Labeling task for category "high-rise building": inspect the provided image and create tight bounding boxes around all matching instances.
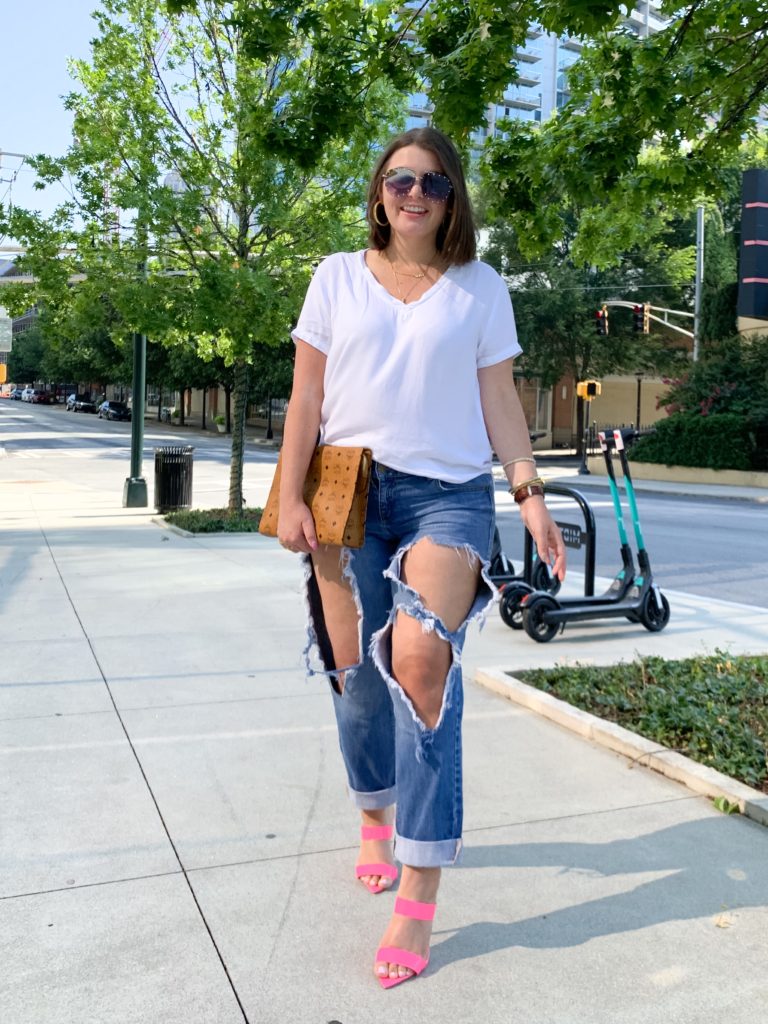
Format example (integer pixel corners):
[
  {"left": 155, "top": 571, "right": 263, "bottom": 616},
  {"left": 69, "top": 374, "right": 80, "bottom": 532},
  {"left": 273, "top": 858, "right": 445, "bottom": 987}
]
[{"left": 406, "top": 4, "right": 671, "bottom": 141}]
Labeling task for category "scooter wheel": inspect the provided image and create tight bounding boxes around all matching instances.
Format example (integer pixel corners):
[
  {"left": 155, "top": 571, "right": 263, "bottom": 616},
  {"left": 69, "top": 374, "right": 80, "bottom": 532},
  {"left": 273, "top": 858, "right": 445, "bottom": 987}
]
[
  {"left": 531, "top": 560, "right": 562, "bottom": 596},
  {"left": 523, "top": 593, "right": 560, "bottom": 643},
  {"left": 640, "top": 589, "right": 670, "bottom": 632},
  {"left": 499, "top": 584, "right": 533, "bottom": 630}
]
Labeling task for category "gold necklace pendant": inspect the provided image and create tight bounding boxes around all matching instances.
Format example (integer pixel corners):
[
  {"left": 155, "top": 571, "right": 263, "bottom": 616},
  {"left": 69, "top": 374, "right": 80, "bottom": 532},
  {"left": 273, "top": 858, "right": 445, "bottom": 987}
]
[{"left": 385, "top": 249, "right": 437, "bottom": 303}]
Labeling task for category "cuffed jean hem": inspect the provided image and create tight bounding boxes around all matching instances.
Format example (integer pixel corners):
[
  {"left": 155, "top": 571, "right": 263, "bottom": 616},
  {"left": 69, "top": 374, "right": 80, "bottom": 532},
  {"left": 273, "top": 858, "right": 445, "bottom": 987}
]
[
  {"left": 395, "top": 834, "right": 463, "bottom": 868},
  {"left": 349, "top": 784, "right": 397, "bottom": 810}
]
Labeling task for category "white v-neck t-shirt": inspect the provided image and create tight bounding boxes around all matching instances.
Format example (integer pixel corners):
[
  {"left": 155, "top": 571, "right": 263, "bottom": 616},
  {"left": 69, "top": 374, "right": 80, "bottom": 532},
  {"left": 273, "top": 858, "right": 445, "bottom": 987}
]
[{"left": 291, "top": 249, "right": 522, "bottom": 483}]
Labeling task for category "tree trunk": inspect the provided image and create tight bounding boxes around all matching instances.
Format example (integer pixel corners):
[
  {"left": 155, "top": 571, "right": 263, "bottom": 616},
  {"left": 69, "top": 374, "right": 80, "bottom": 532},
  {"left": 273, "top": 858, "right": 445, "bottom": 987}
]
[
  {"left": 201, "top": 387, "right": 207, "bottom": 430},
  {"left": 180, "top": 388, "right": 186, "bottom": 426},
  {"left": 225, "top": 384, "right": 232, "bottom": 434},
  {"left": 228, "top": 360, "right": 250, "bottom": 512},
  {"left": 157, "top": 387, "right": 163, "bottom": 421}
]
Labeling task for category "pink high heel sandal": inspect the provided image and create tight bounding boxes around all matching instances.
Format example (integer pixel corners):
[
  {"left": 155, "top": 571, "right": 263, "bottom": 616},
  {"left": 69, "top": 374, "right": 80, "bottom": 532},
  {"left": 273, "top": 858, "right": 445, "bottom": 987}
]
[
  {"left": 376, "top": 896, "right": 436, "bottom": 989},
  {"left": 356, "top": 824, "right": 398, "bottom": 894}
]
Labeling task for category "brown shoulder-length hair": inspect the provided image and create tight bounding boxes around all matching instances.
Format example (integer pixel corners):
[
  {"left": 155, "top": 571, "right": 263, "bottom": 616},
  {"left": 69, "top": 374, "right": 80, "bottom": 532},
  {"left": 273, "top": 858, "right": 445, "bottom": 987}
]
[{"left": 366, "top": 127, "right": 476, "bottom": 265}]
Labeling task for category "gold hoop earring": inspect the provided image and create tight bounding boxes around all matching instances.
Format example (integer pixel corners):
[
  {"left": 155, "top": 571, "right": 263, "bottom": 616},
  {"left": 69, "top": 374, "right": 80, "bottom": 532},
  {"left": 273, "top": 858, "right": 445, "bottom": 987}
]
[{"left": 373, "top": 201, "right": 389, "bottom": 228}]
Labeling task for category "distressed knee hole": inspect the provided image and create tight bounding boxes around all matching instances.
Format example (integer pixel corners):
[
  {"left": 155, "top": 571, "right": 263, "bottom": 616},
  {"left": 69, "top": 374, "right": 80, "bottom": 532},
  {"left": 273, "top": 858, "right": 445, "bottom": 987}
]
[{"left": 390, "top": 607, "right": 454, "bottom": 730}]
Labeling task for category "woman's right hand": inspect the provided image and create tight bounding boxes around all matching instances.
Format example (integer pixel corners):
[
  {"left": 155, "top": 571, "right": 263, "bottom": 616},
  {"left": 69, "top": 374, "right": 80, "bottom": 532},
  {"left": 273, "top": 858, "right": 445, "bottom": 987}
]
[{"left": 277, "top": 499, "right": 319, "bottom": 554}]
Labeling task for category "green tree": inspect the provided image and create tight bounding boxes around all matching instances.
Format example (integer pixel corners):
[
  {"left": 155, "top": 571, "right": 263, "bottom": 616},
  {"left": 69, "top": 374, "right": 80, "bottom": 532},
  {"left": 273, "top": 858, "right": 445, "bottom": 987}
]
[
  {"left": 482, "top": 208, "right": 692, "bottom": 445},
  {"left": 8, "top": 323, "right": 46, "bottom": 385},
  {"left": 482, "top": 2, "right": 768, "bottom": 262},
  {"left": 7, "top": 0, "right": 409, "bottom": 511}
]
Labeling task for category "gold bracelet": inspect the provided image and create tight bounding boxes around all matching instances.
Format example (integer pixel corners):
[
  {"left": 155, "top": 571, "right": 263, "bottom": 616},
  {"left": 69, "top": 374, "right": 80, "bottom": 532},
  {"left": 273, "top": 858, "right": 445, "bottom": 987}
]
[
  {"left": 501, "top": 457, "right": 536, "bottom": 471},
  {"left": 509, "top": 475, "right": 544, "bottom": 494}
]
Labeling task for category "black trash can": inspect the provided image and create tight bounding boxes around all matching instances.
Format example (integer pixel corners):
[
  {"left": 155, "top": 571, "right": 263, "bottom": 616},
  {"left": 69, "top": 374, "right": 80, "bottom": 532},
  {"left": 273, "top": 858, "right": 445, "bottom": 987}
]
[{"left": 154, "top": 445, "right": 194, "bottom": 512}]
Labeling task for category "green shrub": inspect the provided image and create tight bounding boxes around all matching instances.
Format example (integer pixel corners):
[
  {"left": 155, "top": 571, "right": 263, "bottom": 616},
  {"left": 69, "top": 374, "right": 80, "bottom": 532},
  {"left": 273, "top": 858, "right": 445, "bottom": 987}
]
[
  {"left": 629, "top": 412, "right": 753, "bottom": 470},
  {"left": 640, "top": 333, "right": 768, "bottom": 470},
  {"left": 518, "top": 653, "right": 768, "bottom": 790},
  {"left": 165, "top": 507, "right": 263, "bottom": 532}
]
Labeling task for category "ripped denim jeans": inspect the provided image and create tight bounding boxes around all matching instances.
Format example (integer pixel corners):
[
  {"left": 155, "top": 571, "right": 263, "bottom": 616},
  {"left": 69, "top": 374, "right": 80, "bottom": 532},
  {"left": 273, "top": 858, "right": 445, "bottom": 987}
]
[{"left": 303, "top": 462, "right": 495, "bottom": 868}]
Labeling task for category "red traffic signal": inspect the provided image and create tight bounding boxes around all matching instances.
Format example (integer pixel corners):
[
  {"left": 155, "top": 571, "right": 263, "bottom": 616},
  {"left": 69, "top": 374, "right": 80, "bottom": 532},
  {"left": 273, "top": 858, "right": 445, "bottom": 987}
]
[
  {"left": 595, "top": 308, "right": 608, "bottom": 335},
  {"left": 632, "top": 304, "right": 644, "bottom": 332}
]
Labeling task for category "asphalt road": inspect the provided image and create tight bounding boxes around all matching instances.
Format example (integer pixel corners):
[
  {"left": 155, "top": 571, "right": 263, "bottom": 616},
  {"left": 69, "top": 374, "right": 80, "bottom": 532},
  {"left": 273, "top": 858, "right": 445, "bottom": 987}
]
[
  {"left": 3, "top": 399, "right": 766, "bottom": 610},
  {"left": 495, "top": 479, "right": 767, "bottom": 611}
]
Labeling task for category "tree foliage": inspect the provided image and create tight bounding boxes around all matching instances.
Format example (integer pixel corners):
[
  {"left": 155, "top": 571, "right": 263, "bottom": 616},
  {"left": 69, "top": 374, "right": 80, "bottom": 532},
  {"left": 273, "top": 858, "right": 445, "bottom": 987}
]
[
  {"left": 630, "top": 333, "right": 768, "bottom": 470},
  {"left": 3, "top": 0, "right": 410, "bottom": 510},
  {"left": 483, "top": 2, "right": 768, "bottom": 261}
]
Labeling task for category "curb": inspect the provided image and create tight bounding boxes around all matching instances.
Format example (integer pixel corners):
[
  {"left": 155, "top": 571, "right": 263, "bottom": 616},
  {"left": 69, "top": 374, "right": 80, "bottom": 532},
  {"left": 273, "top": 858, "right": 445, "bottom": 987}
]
[
  {"left": 474, "top": 666, "right": 768, "bottom": 828},
  {"left": 150, "top": 515, "right": 194, "bottom": 538}
]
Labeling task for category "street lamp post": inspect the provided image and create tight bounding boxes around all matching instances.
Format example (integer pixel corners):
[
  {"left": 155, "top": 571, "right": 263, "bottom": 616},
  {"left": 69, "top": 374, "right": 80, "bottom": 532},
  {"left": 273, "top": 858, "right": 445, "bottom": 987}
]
[{"left": 123, "top": 252, "right": 148, "bottom": 507}]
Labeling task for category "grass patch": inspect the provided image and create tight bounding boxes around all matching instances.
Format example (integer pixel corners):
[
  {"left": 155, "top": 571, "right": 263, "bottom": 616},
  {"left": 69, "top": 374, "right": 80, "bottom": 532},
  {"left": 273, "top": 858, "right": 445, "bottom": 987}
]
[
  {"left": 516, "top": 652, "right": 768, "bottom": 793},
  {"left": 165, "top": 507, "right": 263, "bottom": 532}
]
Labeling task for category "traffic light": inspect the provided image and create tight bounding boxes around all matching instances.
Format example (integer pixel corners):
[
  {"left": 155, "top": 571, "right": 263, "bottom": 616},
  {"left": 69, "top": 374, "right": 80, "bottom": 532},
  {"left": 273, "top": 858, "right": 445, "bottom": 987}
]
[
  {"left": 633, "top": 303, "right": 651, "bottom": 333},
  {"left": 595, "top": 306, "right": 609, "bottom": 335}
]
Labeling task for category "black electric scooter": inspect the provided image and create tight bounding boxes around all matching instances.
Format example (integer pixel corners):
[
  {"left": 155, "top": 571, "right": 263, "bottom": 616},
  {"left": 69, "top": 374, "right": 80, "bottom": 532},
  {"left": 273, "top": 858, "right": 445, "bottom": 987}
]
[{"left": 521, "top": 427, "right": 670, "bottom": 642}]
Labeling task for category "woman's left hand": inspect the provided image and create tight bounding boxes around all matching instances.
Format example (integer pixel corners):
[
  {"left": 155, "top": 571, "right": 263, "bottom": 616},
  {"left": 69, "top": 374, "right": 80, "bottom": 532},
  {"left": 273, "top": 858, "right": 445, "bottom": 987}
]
[{"left": 518, "top": 496, "right": 567, "bottom": 581}]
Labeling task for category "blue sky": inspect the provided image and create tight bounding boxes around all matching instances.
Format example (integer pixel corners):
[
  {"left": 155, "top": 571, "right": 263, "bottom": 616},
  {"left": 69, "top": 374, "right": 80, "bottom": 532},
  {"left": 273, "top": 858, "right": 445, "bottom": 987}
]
[{"left": 1, "top": 1, "right": 99, "bottom": 227}]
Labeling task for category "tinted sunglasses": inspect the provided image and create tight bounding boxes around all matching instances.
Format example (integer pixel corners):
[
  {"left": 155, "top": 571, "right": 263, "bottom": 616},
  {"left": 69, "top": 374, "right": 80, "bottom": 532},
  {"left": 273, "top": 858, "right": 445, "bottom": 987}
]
[{"left": 382, "top": 166, "right": 453, "bottom": 203}]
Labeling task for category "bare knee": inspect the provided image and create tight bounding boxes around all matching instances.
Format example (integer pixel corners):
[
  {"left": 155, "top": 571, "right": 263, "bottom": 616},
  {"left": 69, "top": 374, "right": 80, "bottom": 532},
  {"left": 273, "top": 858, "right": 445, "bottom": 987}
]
[{"left": 391, "top": 644, "right": 451, "bottom": 729}]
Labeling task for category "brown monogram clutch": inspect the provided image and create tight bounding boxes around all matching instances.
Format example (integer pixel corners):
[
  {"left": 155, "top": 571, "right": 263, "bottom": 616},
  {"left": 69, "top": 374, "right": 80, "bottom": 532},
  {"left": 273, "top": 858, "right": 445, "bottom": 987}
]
[{"left": 258, "top": 445, "right": 373, "bottom": 547}]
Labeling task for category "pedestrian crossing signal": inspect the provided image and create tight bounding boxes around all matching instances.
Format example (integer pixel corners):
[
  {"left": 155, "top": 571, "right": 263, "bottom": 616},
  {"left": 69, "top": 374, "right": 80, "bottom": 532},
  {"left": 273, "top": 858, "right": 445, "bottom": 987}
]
[{"left": 576, "top": 380, "right": 601, "bottom": 400}]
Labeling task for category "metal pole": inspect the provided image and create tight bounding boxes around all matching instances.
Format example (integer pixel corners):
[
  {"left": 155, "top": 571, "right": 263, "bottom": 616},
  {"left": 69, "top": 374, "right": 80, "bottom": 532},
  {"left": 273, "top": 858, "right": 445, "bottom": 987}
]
[
  {"left": 693, "top": 204, "right": 705, "bottom": 361},
  {"left": 577, "top": 399, "right": 591, "bottom": 474},
  {"left": 635, "top": 373, "right": 642, "bottom": 428},
  {"left": 123, "top": 257, "right": 148, "bottom": 507}
]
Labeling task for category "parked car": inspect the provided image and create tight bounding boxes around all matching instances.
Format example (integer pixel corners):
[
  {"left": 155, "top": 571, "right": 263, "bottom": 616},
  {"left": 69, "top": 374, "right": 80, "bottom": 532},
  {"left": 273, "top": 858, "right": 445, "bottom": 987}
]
[
  {"left": 29, "top": 389, "right": 52, "bottom": 404},
  {"left": 66, "top": 393, "right": 97, "bottom": 413},
  {"left": 10, "top": 387, "right": 24, "bottom": 400},
  {"left": 21, "top": 387, "right": 35, "bottom": 402},
  {"left": 98, "top": 400, "right": 131, "bottom": 421}
]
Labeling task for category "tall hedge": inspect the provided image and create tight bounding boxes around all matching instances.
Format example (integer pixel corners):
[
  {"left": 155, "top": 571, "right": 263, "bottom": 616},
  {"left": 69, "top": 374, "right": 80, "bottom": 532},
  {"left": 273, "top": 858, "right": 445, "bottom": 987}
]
[
  {"left": 628, "top": 334, "right": 768, "bottom": 471},
  {"left": 628, "top": 412, "right": 754, "bottom": 471}
]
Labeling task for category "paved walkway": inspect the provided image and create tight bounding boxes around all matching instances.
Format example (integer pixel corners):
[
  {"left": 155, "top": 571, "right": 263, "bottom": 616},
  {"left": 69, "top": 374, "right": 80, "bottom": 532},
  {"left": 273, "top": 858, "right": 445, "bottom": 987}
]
[{"left": 2, "top": 453, "right": 768, "bottom": 1024}]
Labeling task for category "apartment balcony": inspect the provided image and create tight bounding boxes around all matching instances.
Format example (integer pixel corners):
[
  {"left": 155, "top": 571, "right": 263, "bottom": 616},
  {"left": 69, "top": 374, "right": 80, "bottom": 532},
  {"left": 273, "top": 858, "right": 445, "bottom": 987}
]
[
  {"left": 516, "top": 45, "right": 542, "bottom": 63},
  {"left": 516, "top": 68, "right": 542, "bottom": 87},
  {"left": 502, "top": 88, "right": 542, "bottom": 112},
  {"left": 408, "top": 92, "right": 433, "bottom": 114},
  {"left": 647, "top": 11, "right": 669, "bottom": 32},
  {"left": 526, "top": 25, "right": 543, "bottom": 39},
  {"left": 559, "top": 37, "right": 583, "bottom": 52}
]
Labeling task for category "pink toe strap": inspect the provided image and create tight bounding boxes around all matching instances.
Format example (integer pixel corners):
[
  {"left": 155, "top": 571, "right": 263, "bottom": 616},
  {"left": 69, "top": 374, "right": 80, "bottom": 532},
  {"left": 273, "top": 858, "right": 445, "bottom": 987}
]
[
  {"left": 376, "top": 946, "right": 429, "bottom": 975},
  {"left": 360, "top": 824, "right": 394, "bottom": 841},
  {"left": 356, "top": 863, "right": 398, "bottom": 880},
  {"left": 394, "top": 896, "right": 436, "bottom": 921}
]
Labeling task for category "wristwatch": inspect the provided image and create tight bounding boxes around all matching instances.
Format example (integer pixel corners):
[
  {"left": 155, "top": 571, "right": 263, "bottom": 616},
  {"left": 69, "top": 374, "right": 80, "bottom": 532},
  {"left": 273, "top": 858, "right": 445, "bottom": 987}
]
[{"left": 513, "top": 483, "right": 545, "bottom": 505}]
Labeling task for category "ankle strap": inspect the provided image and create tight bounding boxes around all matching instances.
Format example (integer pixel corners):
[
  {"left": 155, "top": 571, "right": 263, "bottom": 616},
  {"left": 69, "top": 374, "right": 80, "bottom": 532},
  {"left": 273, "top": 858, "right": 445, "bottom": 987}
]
[
  {"left": 394, "top": 896, "right": 436, "bottom": 921},
  {"left": 361, "top": 824, "right": 394, "bottom": 841}
]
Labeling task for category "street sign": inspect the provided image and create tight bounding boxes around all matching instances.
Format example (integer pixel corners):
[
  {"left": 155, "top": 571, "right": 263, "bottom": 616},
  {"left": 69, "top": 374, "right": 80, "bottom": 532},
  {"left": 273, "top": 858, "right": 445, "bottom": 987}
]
[
  {"left": 0, "top": 306, "right": 12, "bottom": 352},
  {"left": 555, "top": 520, "right": 586, "bottom": 549}
]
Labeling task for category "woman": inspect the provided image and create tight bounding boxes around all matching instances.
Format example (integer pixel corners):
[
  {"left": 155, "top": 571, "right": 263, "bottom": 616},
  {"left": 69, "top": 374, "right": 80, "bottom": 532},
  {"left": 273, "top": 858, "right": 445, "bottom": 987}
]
[{"left": 277, "top": 127, "right": 566, "bottom": 987}]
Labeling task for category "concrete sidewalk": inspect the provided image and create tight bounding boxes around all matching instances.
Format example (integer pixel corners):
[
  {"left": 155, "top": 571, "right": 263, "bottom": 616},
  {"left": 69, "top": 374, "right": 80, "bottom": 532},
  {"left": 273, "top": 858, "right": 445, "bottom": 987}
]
[{"left": 2, "top": 464, "right": 768, "bottom": 1024}]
